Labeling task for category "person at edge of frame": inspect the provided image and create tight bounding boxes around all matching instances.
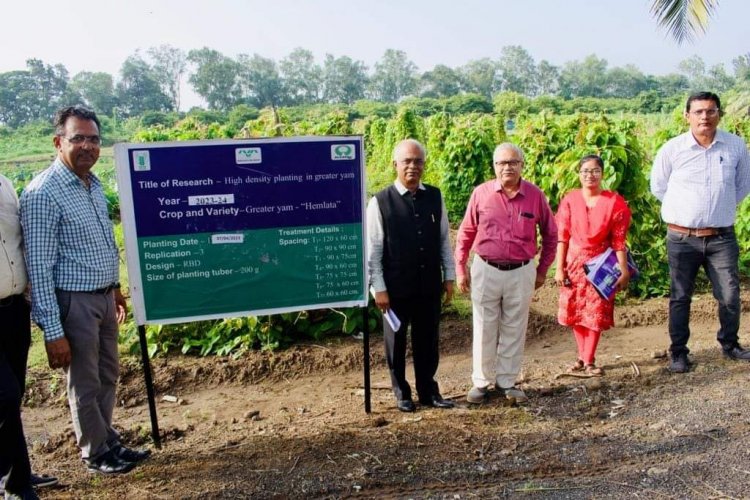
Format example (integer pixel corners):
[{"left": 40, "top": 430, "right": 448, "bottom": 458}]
[
  {"left": 650, "top": 91, "right": 750, "bottom": 373},
  {"left": 0, "top": 173, "right": 59, "bottom": 500}
]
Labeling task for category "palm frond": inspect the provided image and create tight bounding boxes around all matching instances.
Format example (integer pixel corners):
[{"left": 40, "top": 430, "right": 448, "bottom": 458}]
[{"left": 650, "top": 0, "right": 719, "bottom": 45}]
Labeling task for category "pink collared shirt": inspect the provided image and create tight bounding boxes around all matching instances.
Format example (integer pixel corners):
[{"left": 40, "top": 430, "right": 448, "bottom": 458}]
[{"left": 455, "top": 179, "right": 558, "bottom": 279}]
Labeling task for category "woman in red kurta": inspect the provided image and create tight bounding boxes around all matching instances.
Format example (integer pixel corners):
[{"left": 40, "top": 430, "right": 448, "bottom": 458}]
[{"left": 554, "top": 155, "right": 632, "bottom": 376}]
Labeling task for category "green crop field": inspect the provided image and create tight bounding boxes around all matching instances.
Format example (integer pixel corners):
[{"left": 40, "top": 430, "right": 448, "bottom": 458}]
[{"left": 3, "top": 102, "right": 749, "bottom": 359}]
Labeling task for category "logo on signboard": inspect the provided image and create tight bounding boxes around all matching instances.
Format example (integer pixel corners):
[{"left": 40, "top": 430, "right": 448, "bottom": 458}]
[
  {"left": 331, "top": 144, "right": 356, "bottom": 160},
  {"left": 235, "top": 147, "right": 262, "bottom": 164},
  {"left": 133, "top": 151, "right": 151, "bottom": 171}
]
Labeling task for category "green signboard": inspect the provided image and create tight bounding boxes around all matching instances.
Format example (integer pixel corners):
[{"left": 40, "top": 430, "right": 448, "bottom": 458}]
[{"left": 115, "top": 136, "right": 367, "bottom": 325}]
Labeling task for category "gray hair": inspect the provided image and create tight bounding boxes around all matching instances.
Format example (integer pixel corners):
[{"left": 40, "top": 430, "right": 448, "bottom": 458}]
[
  {"left": 392, "top": 139, "right": 427, "bottom": 161},
  {"left": 493, "top": 143, "right": 524, "bottom": 162}
]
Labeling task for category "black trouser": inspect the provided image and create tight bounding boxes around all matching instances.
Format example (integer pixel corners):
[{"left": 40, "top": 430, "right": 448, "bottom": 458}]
[
  {"left": 666, "top": 230, "right": 740, "bottom": 355},
  {"left": 0, "top": 294, "right": 31, "bottom": 494},
  {"left": 383, "top": 294, "right": 441, "bottom": 402}
]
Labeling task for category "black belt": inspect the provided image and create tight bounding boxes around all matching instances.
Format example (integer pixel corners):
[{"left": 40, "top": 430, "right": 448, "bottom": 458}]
[
  {"left": 56, "top": 286, "right": 116, "bottom": 295},
  {"left": 83, "top": 284, "right": 118, "bottom": 295},
  {"left": 481, "top": 256, "right": 530, "bottom": 271},
  {"left": 0, "top": 293, "right": 23, "bottom": 306}
]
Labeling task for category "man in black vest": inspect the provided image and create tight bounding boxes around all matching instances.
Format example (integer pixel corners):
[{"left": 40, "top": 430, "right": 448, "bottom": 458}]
[{"left": 367, "top": 139, "right": 456, "bottom": 412}]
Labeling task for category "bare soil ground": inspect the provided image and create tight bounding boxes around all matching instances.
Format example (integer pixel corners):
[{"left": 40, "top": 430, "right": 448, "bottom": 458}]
[{"left": 20, "top": 285, "right": 750, "bottom": 499}]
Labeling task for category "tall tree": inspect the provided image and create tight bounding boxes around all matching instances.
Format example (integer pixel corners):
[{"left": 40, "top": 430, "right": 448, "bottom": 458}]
[
  {"left": 558, "top": 55, "right": 609, "bottom": 98},
  {"left": 70, "top": 71, "right": 118, "bottom": 115},
  {"left": 605, "top": 65, "right": 652, "bottom": 98},
  {"left": 0, "top": 59, "right": 76, "bottom": 127},
  {"left": 368, "top": 49, "right": 418, "bottom": 103},
  {"left": 535, "top": 60, "right": 560, "bottom": 96},
  {"left": 653, "top": 73, "right": 690, "bottom": 96},
  {"left": 238, "top": 54, "right": 285, "bottom": 109},
  {"left": 706, "top": 64, "right": 735, "bottom": 92},
  {"left": 279, "top": 48, "right": 322, "bottom": 105},
  {"left": 650, "top": 0, "right": 719, "bottom": 44},
  {"left": 732, "top": 53, "right": 750, "bottom": 83},
  {"left": 147, "top": 45, "right": 187, "bottom": 111},
  {"left": 27, "top": 59, "right": 78, "bottom": 120},
  {"left": 677, "top": 55, "right": 708, "bottom": 89},
  {"left": 676, "top": 55, "right": 734, "bottom": 92},
  {"left": 0, "top": 71, "right": 36, "bottom": 127},
  {"left": 497, "top": 45, "right": 537, "bottom": 96},
  {"left": 116, "top": 53, "right": 171, "bottom": 117},
  {"left": 321, "top": 54, "right": 368, "bottom": 104},
  {"left": 420, "top": 64, "right": 462, "bottom": 98},
  {"left": 187, "top": 48, "right": 243, "bottom": 111},
  {"left": 459, "top": 58, "right": 498, "bottom": 99}
]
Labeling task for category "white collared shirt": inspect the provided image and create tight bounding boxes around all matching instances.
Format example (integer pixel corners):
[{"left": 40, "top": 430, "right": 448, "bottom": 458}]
[{"left": 651, "top": 129, "right": 750, "bottom": 227}]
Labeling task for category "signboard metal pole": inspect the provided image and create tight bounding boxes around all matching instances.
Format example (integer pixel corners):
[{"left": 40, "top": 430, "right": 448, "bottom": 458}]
[
  {"left": 362, "top": 307, "right": 371, "bottom": 413},
  {"left": 137, "top": 325, "right": 161, "bottom": 448}
]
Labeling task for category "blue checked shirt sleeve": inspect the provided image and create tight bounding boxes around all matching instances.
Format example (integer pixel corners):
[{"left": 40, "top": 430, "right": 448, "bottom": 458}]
[{"left": 20, "top": 189, "right": 65, "bottom": 342}]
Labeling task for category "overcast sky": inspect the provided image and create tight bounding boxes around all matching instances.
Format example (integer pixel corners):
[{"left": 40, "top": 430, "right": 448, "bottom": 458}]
[{"left": 3, "top": 0, "right": 747, "bottom": 109}]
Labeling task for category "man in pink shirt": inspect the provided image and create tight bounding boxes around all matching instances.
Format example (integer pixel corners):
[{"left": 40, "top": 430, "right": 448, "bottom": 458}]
[{"left": 455, "top": 143, "right": 557, "bottom": 404}]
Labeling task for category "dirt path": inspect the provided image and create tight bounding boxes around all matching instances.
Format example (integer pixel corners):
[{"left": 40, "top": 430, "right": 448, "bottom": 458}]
[{"left": 20, "top": 286, "right": 750, "bottom": 499}]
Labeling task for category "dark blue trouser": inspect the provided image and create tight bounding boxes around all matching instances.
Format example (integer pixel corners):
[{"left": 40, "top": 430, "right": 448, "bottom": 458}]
[
  {"left": 383, "top": 294, "right": 441, "bottom": 403},
  {"left": 0, "top": 294, "right": 31, "bottom": 494},
  {"left": 667, "top": 229, "right": 741, "bottom": 355}
]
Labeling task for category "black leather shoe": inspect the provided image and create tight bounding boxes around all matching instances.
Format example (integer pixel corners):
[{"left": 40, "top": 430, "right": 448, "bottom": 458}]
[
  {"left": 668, "top": 352, "right": 690, "bottom": 373},
  {"left": 420, "top": 395, "right": 455, "bottom": 409},
  {"left": 111, "top": 443, "right": 151, "bottom": 463},
  {"left": 30, "top": 473, "right": 58, "bottom": 489},
  {"left": 723, "top": 345, "right": 750, "bottom": 361},
  {"left": 396, "top": 399, "right": 416, "bottom": 412},
  {"left": 86, "top": 449, "right": 136, "bottom": 474}
]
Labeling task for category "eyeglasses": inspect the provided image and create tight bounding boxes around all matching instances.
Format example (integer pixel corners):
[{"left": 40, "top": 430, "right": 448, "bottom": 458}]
[
  {"left": 494, "top": 160, "right": 523, "bottom": 168},
  {"left": 62, "top": 134, "right": 101, "bottom": 145},
  {"left": 580, "top": 169, "right": 602, "bottom": 176},
  {"left": 689, "top": 108, "right": 719, "bottom": 117}
]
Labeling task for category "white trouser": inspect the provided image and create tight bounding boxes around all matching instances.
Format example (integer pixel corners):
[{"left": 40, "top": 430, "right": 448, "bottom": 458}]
[{"left": 470, "top": 255, "right": 536, "bottom": 389}]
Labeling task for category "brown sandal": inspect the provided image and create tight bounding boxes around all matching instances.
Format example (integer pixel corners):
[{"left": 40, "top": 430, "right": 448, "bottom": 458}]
[
  {"left": 584, "top": 364, "right": 604, "bottom": 376},
  {"left": 567, "top": 360, "right": 585, "bottom": 373}
]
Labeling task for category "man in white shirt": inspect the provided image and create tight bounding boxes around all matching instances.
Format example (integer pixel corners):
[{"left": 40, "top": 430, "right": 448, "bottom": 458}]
[
  {"left": 651, "top": 91, "right": 750, "bottom": 373},
  {"left": 0, "top": 174, "right": 58, "bottom": 500}
]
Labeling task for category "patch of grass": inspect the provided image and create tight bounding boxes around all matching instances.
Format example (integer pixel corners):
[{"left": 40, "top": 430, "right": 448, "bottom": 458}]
[
  {"left": 28, "top": 327, "right": 48, "bottom": 369},
  {"left": 446, "top": 293, "right": 472, "bottom": 319},
  {"left": 0, "top": 130, "right": 53, "bottom": 161}
]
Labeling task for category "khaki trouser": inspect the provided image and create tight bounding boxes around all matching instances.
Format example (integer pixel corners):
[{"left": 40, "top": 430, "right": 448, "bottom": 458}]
[
  {"left": 470, "top": 255, "right": 535, "bottom": 389},
  {"left": 57, "top": 290, "right": 121, "bottom": 460}
]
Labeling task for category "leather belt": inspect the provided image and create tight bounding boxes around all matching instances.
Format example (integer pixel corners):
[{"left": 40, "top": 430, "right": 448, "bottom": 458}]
[
  {"left": 0, "top": 294, "right": 22, "bottom": 306},
  {"left": 64, "top": 283, "right": 118, "bottom": 295},
  {"left": 84, "top": 284, "right": 118, "bottom": 295},
  {"left": 667, "top": 223, "right": 733, "bottom": 238},
  {"left": 481, "top": 256, "right": 530, "bottom": 271}
]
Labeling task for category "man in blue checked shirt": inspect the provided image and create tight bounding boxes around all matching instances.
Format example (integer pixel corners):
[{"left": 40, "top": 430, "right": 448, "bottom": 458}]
[
  {"left": 20, "top": 106, "right": 150, "bottom": 475},
  {"left": 651, "top": 91, "right": 750, "bottom": 374}
]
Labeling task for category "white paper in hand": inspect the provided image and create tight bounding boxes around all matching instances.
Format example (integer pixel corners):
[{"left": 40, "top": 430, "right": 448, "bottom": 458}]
[{"left": 384, "top": 308, "right": 401, "bottom": 331}]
